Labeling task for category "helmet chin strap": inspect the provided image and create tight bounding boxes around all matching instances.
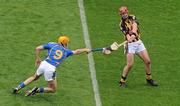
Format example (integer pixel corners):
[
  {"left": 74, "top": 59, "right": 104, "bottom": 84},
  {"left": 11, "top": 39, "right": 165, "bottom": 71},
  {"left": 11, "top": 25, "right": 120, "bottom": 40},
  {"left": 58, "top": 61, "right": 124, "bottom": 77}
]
[{"left": 61, "top": 43, "right": 68, "bottom": 48}]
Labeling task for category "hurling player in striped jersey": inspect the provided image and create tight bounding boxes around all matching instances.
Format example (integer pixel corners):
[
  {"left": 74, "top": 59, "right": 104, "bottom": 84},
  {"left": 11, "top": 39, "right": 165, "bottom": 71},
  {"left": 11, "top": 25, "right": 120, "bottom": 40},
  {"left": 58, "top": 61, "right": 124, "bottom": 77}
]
[{"left": 118, "top": 6, "right": 158, "bottom": 87}]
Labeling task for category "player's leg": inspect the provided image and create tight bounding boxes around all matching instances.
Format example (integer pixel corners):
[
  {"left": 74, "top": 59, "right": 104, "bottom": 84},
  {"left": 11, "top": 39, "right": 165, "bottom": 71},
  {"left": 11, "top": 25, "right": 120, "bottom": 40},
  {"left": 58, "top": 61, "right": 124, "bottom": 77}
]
[
  {"left": 119, "top": 53, "right": 134, "bottom": 87},
  {"left": 13, "top": 73, "right": 40, "bottom": 94},
  {"left": 25, "top": 64, "right": 57, "bottom": 96},
  {"left": 25, "top": 78, "right": 57, "bottom": 96},
  {"left": 138, "top": 49, "right": 158, "bottom": 86},
  {"left": 138, "top": 49, "right": 151, "bottom": 77},
  {"left": 13, "top": 62, "right": 45, "bottom": 94},
  {"left": 24, "top": 74, "right": 40, "bottom": 85},
  {"left": 44, "top": 78, "right": 57, "bottom": 93},
  {"left": 43, "top": 67, "right": 57, "bottom": 93}
]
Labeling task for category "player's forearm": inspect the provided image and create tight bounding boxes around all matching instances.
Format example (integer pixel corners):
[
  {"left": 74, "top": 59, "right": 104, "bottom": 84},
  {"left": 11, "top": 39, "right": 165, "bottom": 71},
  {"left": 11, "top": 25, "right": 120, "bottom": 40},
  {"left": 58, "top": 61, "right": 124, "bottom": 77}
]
[
  {"left": 126, "top": 34, "right": 133, "bottom": 42},
  {"left": 73, "top": 48, "right": 89, "bottom": 55},
  {"left": 35, "top": 50, "right": 41, "bottom": 60},
  {"left": 126, "top": 33, "right": 136, "bottom": 42},
  {"left": 35, "top": 46, "right": 43, "bottom": 60},
  {"left": 132, "top": 21, "right": 138, "bottom": 33}
]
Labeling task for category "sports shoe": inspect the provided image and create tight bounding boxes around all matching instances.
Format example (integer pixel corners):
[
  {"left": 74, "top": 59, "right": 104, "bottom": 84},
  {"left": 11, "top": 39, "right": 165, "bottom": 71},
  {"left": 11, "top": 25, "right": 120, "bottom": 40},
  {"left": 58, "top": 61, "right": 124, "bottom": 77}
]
[
  {"left": 146, "top": 79, "right": 158, "bottom": 86},
  {"left": 12, "top": 87, "right": 19, "bottom": 94},
  {"left": 119, "top": 81, "right": 126, "bottom": 88},
  {"left": 25, "top": 86, "right": 38, "bottom": 96}
]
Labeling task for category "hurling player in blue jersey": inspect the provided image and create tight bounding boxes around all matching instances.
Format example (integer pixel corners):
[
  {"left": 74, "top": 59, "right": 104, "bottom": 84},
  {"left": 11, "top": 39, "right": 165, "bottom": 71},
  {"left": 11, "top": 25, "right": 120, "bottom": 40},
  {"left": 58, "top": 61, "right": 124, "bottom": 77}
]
[{"left": 13, "top": 36, "right": 90, "bottom": 96}]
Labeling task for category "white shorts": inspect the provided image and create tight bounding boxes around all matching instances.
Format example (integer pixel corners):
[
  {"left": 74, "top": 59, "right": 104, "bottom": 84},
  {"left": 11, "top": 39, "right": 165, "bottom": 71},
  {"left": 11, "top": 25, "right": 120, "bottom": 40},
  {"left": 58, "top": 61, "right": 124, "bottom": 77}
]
[
  {"left": 125, "top": 40, "right": 146, "bottom": 54},
  {"left": 36, "top": 61, "right": 56, "bottom": 81}
]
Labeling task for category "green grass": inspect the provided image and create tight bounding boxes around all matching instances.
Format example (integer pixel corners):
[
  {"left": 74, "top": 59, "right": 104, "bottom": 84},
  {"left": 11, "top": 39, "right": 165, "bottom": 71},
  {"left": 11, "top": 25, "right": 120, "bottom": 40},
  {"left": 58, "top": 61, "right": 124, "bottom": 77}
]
[
  {"left": 84, "top": 0, "right": 180, "bottom": 106},
  {"left": 1, "top": 0, "right": 180, "bottom": 106},
  {"left": 0, "top": 0, "right": 95, "bottom": 106}
]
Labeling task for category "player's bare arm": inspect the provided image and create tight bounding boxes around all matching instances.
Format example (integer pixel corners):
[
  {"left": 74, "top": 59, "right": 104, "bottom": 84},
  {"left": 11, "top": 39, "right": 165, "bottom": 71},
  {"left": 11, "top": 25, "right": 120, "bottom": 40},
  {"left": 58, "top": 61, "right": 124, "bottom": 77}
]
[
  {"left": 126, "top": 34, "right": 133, "bottom": 42},
  {"left": 72, "top": 48, "right": 90, "bottom": 55},
  {"left": 128, "top": 21, "right": 138, "bottom": 42},
  {"left": 131, "top": 20, "right": 138, "bottom": 33},
  {"left": 35, "top": 45, "right": 44, "bottom": 67}
]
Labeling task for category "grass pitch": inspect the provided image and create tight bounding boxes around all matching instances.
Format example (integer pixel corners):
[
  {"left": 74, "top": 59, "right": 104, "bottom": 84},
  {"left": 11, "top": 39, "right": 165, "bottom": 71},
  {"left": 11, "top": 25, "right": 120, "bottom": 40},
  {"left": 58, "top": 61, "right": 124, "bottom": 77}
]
[
  {"left": 0, "top": 0, "right": 180, "bottom": 106},
  {"left": 84, "top": 0, "right": 180, "bottom": 106},
  {"left": 0, "top": 0, "right": 95, "bottom": 106}
]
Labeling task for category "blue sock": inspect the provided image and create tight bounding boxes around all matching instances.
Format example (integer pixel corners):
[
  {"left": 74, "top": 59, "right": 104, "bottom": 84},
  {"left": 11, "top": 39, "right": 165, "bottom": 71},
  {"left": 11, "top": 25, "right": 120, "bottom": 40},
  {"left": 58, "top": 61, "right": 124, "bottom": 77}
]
[
  {"left": 39, "top": 87, "right": 44, "bottom": 93},
  {"left": 18, "top": 82, "right": 25, "bottom": 89}
]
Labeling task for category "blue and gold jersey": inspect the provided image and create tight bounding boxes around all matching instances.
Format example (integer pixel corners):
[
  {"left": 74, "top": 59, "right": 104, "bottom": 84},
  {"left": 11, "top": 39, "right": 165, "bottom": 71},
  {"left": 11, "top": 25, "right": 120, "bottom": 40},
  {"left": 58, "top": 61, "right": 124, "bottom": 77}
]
[
  {"left": 43, "top": 42, "right": 73, "bottom": 67},
  {"left": 119, "top": 15, "right": 140, "bottom": 40}
]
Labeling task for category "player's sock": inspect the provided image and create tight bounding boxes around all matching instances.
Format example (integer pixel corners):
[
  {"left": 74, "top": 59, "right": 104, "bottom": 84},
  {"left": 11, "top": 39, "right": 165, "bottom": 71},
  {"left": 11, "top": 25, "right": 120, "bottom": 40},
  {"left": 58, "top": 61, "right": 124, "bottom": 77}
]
[
  {"left": 16, "top": 82, "right": 25, "bottom": 90},
  {"left": 25, "top": 86, "right": 38, "bottom": 96},
  {"left": 37, "top": 87, "right": 44, "bottom": 93},
  {"left": 120, "top": 75, "right": 126, "bottom": 83},
  {"left": 146, "top": 73, "right": 152, "bottom": 80},
  {"left": 13, "top": 82, "right": 25, "bottom": 93},
  {"left": 119, "top": 76, "right": 126, "bottom": 87}
]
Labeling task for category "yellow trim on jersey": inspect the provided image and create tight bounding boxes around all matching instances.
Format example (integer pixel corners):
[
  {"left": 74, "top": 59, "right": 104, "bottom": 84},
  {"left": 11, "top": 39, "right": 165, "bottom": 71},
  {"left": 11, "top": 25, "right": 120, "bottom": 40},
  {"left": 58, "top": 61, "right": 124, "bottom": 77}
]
[{"left": 119, "top": 14, "right": 140, "bottom": 40}]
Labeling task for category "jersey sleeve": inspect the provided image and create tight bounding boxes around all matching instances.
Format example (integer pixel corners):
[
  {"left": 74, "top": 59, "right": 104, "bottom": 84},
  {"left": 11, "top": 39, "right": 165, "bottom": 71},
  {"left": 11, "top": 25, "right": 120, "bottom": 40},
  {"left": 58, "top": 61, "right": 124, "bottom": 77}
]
[
  {"left": 43, "top": 43, "right": 50, "bottom": 49},
  {"left": 43, "top": 42, "right": 55, "bottom": 50},
  {"left": 119, "top": 21, "right": 127, "bottom": 35},
  {"left": 130, "top": 15, "right": 139, "bottom": 25},
  {"left": 66, "top": 49, "right": 73, "bottom": 57}
]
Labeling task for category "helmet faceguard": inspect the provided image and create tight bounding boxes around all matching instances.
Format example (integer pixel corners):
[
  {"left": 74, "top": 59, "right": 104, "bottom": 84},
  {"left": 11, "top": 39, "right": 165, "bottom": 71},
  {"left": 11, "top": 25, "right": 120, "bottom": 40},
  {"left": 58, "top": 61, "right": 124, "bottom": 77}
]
[{"left": 119, "top": 6, "right": 129, "bottom": 19}]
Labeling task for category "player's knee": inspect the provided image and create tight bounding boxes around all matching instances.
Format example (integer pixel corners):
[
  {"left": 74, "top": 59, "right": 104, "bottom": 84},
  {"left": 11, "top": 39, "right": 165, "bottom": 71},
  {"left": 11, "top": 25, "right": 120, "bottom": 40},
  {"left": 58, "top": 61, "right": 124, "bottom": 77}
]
[
  {"left": 33, "top": 74, "right": 39, "bottom": 81},
  {"left": 145, "top": 60, "right": 151, "bottom": 65},
  {"left": 49, "top": 85, "right": 57, "bottom": 93}
]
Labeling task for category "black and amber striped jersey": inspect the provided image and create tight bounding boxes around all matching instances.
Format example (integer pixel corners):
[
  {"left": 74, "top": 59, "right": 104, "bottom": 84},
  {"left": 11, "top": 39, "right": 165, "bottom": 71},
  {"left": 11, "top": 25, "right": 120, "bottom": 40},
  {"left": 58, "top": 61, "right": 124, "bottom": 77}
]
[{"left": 119, "top": 15, "right": 140, "bottom": 40}]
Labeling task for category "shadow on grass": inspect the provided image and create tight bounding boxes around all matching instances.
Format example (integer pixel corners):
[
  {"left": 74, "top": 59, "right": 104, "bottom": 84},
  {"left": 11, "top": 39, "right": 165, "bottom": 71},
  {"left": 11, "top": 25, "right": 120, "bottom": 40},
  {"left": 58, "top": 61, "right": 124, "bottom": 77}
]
[{"left": 8, "top": 88, "right": 60, "bottom": 106}]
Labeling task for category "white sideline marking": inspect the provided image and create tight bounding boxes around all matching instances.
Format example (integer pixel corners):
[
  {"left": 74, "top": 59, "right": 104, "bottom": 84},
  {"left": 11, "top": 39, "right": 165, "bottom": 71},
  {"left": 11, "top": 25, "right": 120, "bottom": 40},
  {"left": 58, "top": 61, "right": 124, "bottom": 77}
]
[{"left": 77, "top": 0, "right": 102, "bottom": 106}]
